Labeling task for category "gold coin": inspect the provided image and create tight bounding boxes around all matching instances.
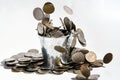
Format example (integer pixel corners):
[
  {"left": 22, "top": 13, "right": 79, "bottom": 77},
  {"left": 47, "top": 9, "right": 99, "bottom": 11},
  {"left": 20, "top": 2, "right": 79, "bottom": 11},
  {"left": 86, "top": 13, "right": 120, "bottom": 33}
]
[
  {"left": 85, "top": 51, "right": 97, "bottom": 63},
  {"left": 103, "top": 53, "right": 113, "bottom": 64},
  {"left": 43, "top": 2, "right": 55, "bottom": 14}
]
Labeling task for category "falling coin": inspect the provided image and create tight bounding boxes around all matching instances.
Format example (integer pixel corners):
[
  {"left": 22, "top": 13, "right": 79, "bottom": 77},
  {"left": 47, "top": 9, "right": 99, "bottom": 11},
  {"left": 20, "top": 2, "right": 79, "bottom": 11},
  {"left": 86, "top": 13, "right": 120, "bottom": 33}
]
[
  {"left": 91, "top": 60, "right": 103, "bottom": 67},
  {"left": 71, "top": 52, "right": 85, "bottom": 64},
  {"left": 80, "top": 49, "right": 89, "bottom": 54},
  {"left": 76, "top": 28, "right": 86, "bottom": 47},
  {"left": 54, "top": 45, "right": 67, "bottom": 53},
  {"left": 80, "top": 64, "right": 90, "bottom": 79},
  {"left": 103, "top": 53, "right": 113, "bottom": 64},
  {"left": 63, "top": 5, "right": 73, "bottom": 15},
  {"left": 33, "top": 7, "right": 44, "bottom": 20},
  {"left": 70, "top": 36, "right": 77, "bottom": 48},
  {"left": 43, "top": 2, "right": 55, "bottom": 14},
  {"left": 64, "top": 17, "right": 71, "bottom": 33}
]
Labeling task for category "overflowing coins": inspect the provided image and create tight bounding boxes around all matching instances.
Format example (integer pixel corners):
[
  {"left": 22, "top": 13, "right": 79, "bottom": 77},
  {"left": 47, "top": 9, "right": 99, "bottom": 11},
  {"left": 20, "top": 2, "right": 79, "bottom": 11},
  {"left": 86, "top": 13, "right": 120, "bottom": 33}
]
[{"left": 1, "top": 1, "right": 113, "bottom": 80}]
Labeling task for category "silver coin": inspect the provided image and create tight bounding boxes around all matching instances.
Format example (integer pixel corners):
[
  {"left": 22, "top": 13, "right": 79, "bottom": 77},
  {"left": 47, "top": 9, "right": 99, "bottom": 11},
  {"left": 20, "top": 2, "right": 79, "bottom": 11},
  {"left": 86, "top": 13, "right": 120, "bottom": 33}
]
[
  {"left": 85, "top": 51, "right": 97, "bottom": 63},
  {"left": 76, "top": 28, "right": 86, "bottom": 47},
  {"left": 24, "top": 52, "right": 43, "bottom": 58},
  {"left": 4, "top": 58, "right": 16, "bottom": 63},
  {"left": 37, "top": 68, "right": 48, "bottom": 74},
  {"left": 16, "top": 63, "right": 28, "bottom": 68},
  {"left": 5, "top": 60, "right": 18, "bottom": 66},
  {"left": 33, "top": 7, "right": 44, "bottom": 20},
  {"left": 17, "top": 57, "right": 31, "bottom": 62},
  {"left": 25, "top": 67, "right": 39, "bottom": 72},
  {"left": 71, "top": 52, "right": 85, "bottom": 64},
  {"left": 32, "top": 57, "right": 43, "bottom": 61},
  {"left": 36, "top": 61, "right": 44, "bottom": 66},
  {"left": 54, "top": 45, "right": 67, "bottom": 53},
  {"left": 37, "top": 22, "right": 45, "bottom": 35},
  {"left": 28, "top": 49, "right": 39, "bottom": 54},
  {"left": 63, "top": 5, "right": 73, "bottom": 15},
  {"left": 11, "top": 52, "right": 26, "bottom": 59}
]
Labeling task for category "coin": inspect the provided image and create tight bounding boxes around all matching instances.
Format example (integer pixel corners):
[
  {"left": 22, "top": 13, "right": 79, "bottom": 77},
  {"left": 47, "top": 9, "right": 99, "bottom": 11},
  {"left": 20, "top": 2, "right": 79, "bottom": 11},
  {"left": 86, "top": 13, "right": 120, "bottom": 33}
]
[
  {"left": 76, "top": 28, "right": 86, "bottom": 47},
  {"left": 63, "top": 5, "right": 73, "bottom": 15},
  {"left": 103, "top": 53, "right": 113, "bottom": 64},
  {"left": 85, "top": 51, "right": 97, "bottom": 63},
  {"left": 42, "top": 14, "right": 50, "bottom": 24},
  {"left": 54, "top": 45, "right": 67, "bottom": 53},
  {"left": 17, "top": 57, "right": 31, "bottom": 63},
  {"left": 80, "top": 49, "right": 89, "bottom": 54},
  {"left": 28, "top": 49, "right": 39, "bottom": 53},
  {"left": 5, "top": 60, "right": 18, "bottom": 66},
  {"left": 70, "top": 36, "right": 76, "bottom": 48},
  {"left": 25, "top": 67, "right": 39, "bottom": 72},
  {"left": 24, "top": 52, "right": 43, "bottom": 58},
  {"left": 91, "top": 60, "right": 103, "bottom": 67},
  {"left": 11, "top": 52, "right": 26, "bottom": 59},
  {"left": 43, "top": 2, "right": 55, "bottom": 14},
  {"left": 64, "top": 17, "right": 71, "bottom": 33},
  {"left": 71, "top": 21, "right": 76, "bottom": 31},
  {"left": 11, "top": 67, "right": 23, "bottom": 72},
  {"left": 80, "top": 64, "right": 90, "bottom": 78},
  {"left": 4, "top": 58, "right": 15, "bottom": 63},
  {"left": 16, "top": 63, "right": 28, "bottom": 68},
  {"left": 71, "top": 52, "right": 85, "bottom": 64},
  {"left": 33, "top": 7, "right": 44, "bottom": 20}
]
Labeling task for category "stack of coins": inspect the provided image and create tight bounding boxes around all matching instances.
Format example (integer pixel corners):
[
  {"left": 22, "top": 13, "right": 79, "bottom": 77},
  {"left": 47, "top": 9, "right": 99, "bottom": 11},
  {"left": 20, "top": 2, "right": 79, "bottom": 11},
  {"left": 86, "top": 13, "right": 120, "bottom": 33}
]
[{"left": 2, "top": 49, "right": 51, "bottom": 74}]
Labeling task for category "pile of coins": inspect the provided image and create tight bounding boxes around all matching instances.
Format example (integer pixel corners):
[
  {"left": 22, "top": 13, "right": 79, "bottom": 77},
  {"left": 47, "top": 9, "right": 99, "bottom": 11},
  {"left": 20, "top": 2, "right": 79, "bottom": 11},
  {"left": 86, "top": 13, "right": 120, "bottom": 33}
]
[{"left": 1, "top": 49, "right": 52, "bottom": 74}]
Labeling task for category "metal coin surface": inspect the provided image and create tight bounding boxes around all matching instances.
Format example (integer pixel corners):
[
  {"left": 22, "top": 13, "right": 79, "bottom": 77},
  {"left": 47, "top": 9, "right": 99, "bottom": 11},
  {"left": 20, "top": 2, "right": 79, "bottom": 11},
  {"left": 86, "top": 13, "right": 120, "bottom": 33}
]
[
  {"left": 43, "top": 2, "right": 55, "bottom": 14},
  {"left": 11, "top": 52, "right": 26, "bottom": 59},
  {"left": 4, "top": 58, "right": 15, "bottom": 63},
  {"left": 80, "top": 64, "right": 90, "bottom": 78},
  {"left": 64, "top": 17, "right": 71, "bottom": 33},
  {"left": 85, "top": 51, "right": 97, "bottom": 63},
  {"left": 54, "top": 46, "right": 67, "bottom": 53},
  {"left": 70, "top": 36, "right": 76, "bottom": 48},
  {"left": 16, "top": 63, "right": 28, "bottom": 68},
  {"left": 28, "top": 49, "right": 39, "bottom": 54},
  {"left": 80, "top": 49, "right": 89, "bottom": 54},
  {"left": 6, "top": 60, "right": 18, "bottom": 66},
  {"left": 11, "top": 67, "right": 23, "bottom": 72},
  {"left": 103, "top": 53, "right": 113, "bottom": 64},
  {"left": 76, "top": 28, "right": 86, "bottom": 47},
  {"left": 33, "top": 7, "right": 44, "bottom": 20},
  {"left": 63, "top": 5, "right": 73, "bottom": 15},
  {"left": 17, "top": 57, "right": 31, "bottom": 62},
  {"left": 91, "top": 60, "right": 103, "bottom": 67},
  {"left": 71, "top": 52, "right": 85, "bottom": 64}
]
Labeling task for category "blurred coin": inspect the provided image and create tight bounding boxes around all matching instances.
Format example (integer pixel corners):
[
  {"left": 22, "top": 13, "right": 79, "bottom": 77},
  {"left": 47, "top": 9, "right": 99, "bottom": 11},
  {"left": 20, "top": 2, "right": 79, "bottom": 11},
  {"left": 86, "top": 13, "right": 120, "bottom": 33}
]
[
  {"left": 80, "top": 64, "right": 90, "bottom": 79},
  {"left": 11, "top": 67, "right": 23, "bottom": 72},
  {"left": 52, "top": 69, "right": 65, "bottom": 75},
  {"left": 16, "top": 63, "right": 28, "bottom": 68},
  {"left": 71, "top": 52, "right": 85, "bottom": 64},
  {"left": 32, "top": 57, "right": 43, "bottom": 62},
  {"left": 17, "top": 57, "right": 31, "bottom": 63},
  {"left": 80, "top": 49, "right": 89, "bottom": 54},
  {"left": 71, "top": 21, "right": 76, "bottom": 31},
  {"left": 63, "top": 5, "right": 73, "bottom": 15},
  {"left": 89, "top": 74, "right": 100, "bottom": 80},
  {"left": 103, "top": 53, "right": 113, "bottom": 64},
  {"left": 6, "top": 60, "right": 18, "bottom": 66},
  {"left": 43, "top": 2, "right": 55, "bottom": 14},
  {"left": 36, "top": 61, "right": 44, "bottom": 66},
  {"left": 37, "top": 23, "right": 44, "bottom": 35},
  {"left": 37, "top": 68, "right": 49, "bottom": 74},
  {"left": 70, "top": 36, "right": 76, "bottom": 48},
  {"left": 33, "top": 7, "right": 44, "bottom": 20},
  {"left": 85, "top": 51, "right": 97, "bottom": 63},
  {"left": 64, "top": 17, "right": 71, "bottom": 33},
  {"left": 91, "top": 60, "right": 103, "bottom": 67},
  {"left": 4, "top": 58, "right": 15, "bottom": 63},
  {"left": 54, "top": 45, "right": 67, "bottom": 53},
  {"left": 11, "top": 52, "right": 26, "bottom": 59},
  {"left": 42, "top": 14, "right": 50, "bottom": 24},
  {"left": 25, "top": 67, "right": 39, "bottom": 72},
  {"left": 24, "top": 52, "right": 43, "bottom": 58},
  {"left": 28, "top": 49, "right": 39, "bottom": 54},
  {"left": 76, "top": 28, "right": 86, "bottom": 47}
]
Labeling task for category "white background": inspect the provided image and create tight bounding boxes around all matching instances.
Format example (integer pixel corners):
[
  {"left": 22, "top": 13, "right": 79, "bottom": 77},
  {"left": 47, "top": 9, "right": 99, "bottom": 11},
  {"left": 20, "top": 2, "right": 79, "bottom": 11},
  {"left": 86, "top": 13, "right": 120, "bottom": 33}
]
[{"left": 0, "top": 0, "right": 120, "bottom": 80}]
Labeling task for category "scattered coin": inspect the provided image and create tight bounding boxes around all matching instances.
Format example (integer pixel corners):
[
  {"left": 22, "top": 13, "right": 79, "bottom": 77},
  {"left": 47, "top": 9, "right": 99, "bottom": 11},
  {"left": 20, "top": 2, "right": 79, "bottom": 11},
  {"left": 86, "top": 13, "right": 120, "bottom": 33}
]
[
  {"left": 103, "top": 53, "right": 113, "bottom": 64},
  {"left": 80, "top": 64, "right": 90, "bottom": 78},
  {"left": 85, "top": 51, "right": 97, "bottom": 63},
  {"left": 43, "top": 2, "right": 55, "bottom": 14},
  {"left": 63, "top": 5, "right": 73, "bottom": 15},
  {"left": 91, "top": 60, "right": 103, "bottom": 67},
  {"left": 33, "top": 7, "right": 44, "bottom": 20}
]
